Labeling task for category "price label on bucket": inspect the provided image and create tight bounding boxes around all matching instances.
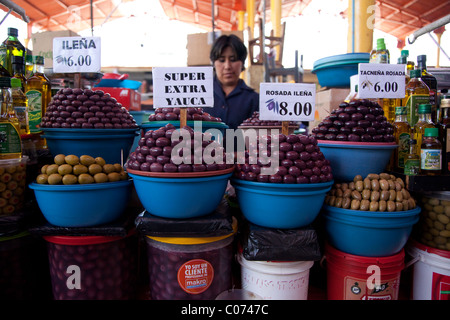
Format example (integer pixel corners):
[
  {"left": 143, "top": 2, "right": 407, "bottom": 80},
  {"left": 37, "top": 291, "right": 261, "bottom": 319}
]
[
  {"left": 358, "top": 63, "right": 406, "bottom": 99},
  {"left": 53, "top": 37, "right": 101, "bottom": 73},
  {"left": 259, "top": 83, "right": 316, "bottom": 122}
]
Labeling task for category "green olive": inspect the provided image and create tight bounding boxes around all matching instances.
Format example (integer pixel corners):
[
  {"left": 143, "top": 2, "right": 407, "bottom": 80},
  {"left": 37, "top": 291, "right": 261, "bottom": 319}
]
[
  {"left": 54, "top": 154, "right": 66, "bottom": 165},
  {"left": 95, "top": 157, "right": 106, "bottom": 166},
  {"left": 80, "top": 155, "right": 96, "bottom": 166},
  {"left": 58, "top": 164, "right": 73, "bottom": 175},
  {"left": 78, "top": 173, "right": 94, "bottom": 184},
  {"left": 46, "top": 164, "right": 59, "bottom": 175},
  {"left": 41, "top": 164, "right": 49, "bottom": 174},
  {"left": 62, "top": 174, "right": 78, "bottom": 185},
  {"left": 107, "top": 172, "right": 121, "bottom": 182},
  {"left": 48, "top": 173, "right": 63, "bottom": 185},
  {"left": 113, "top": 163, "right": 123, "bottom": 172},
  {"left": 94, "top": 172, "right": 108, "bottom": 183},
  {"left": 73, "top": 164, "right": 88, "bottom": 175},
  {"left": 36, "top": 174, "right": 48, "bottom": 184},
  {"left": 65, "top": 155, "right": 80, "bottom": 166},
  {"left": 88, "top": 164, "right": 103, "bottom": 175},
  {"left": 102, "top": 164, "right": 115, "bottom": 174}
]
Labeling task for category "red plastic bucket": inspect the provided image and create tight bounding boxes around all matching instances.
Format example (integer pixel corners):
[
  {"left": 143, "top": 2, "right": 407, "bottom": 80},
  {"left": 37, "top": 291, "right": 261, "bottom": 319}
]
[{"left": 325, "top": 243, "right": 405, "bottom": 300}]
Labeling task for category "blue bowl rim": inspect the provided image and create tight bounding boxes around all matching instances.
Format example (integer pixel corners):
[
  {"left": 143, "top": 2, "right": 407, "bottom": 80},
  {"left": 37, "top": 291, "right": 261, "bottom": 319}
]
[
  {"left": 231, "top": 178, "right": 334, "bottom": 190},
  {"left": 322, "top": 204, "right": 421, "bottom": 219},
  {"left": 318, "top": 140, "right": 398, "bottom": 149},
  {"left": 313, "top": 53, "right": 370, "bottom": 68},
  {"left": 128, "top": 171, "right": 232, "bottom": 182},
  {"left": 141, "top": 120, "right": 229, "bottom": 129},
  {"left": 41, "top": 128, "right": 139, "bottom": 134},
  {"left": 29, "top": 179, "right": 132, "bottom": 191},
  {"left": 311, "top": 61, "right": 368, "bottom": 74}
]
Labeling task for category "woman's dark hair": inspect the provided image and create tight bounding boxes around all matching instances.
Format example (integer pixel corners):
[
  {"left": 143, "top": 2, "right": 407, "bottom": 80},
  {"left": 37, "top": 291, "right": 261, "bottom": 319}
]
[{"left": 209, "top": 34, "right": 247, "bottom": 64}]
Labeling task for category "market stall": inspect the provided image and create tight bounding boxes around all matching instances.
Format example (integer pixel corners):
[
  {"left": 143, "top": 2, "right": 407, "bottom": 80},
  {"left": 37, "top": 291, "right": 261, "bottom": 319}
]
[{"left": 0, "top": 0, "right": 449, "bottom": 304}]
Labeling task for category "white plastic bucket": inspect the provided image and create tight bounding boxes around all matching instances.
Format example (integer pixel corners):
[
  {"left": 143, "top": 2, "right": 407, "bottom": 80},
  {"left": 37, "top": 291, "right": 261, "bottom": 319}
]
[
  {"left": 406, "top": 240, "right": 450, "bottom": 300},
  {"left": 237, "top": 253, "right": 314, "bottom": 300}
]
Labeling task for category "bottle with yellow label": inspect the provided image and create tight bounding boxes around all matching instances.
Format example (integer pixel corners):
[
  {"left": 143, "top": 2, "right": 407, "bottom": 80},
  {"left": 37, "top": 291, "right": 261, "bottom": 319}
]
[
  {"left": 393, "top": 106, "right": 411, "bottom": 172},
  {"left": 413, "top": 104, "right": 435, "bottom": 156},
  {"left": 25, "top": 56, "right": 51, "bottom": 137},
  {"left": 11, "top": 78, "right": 29, "bottom": 135},
  {"left": 0, "top": 77, "right": 22, "bottom": 159},
  {"left": 403, "top": 69, "right": 430, "bottom": 127},
  {"left": 420, "top": 128, "right": 442, "bottom": 175}
]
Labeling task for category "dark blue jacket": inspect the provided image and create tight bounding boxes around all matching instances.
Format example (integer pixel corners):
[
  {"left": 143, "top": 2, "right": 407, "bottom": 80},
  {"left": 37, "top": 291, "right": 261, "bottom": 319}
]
[{"left": 208, "top": 77, "right": 259, "bottom": 130}]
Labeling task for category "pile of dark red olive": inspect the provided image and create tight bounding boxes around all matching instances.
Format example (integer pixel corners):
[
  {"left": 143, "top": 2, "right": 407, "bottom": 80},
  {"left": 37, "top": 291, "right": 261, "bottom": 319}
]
[
  {"left": 240, "top": 111, "right": 298, "bottom": 127},
  {"left": 40, "top": 88, "right": 138, "bottom": 129},
  {"left": 310, "top": 99, "right": 395, "bottom": 142},
  {"left": 126, "top": 123, "right": 233, "bottom": 173},
  {"left": 233, "top": 133, "right": 333, "bottom": 184},
  {"left": 148, "top": 107, "right": 222, "bottom": 122}
]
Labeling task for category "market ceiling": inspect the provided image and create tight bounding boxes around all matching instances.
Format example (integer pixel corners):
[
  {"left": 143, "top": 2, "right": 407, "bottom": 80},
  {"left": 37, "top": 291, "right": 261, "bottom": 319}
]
[{"left": 2, "top": 0, "right": 450, "bottom": 42}]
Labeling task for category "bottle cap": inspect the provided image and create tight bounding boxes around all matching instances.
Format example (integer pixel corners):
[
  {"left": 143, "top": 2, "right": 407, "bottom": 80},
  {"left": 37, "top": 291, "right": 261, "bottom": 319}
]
[
  {"left": 417, "top": 55, "right": 427, "bottom": 65},
  {"left": 7, "top": 28, "right": 18, "bottom": 37},
  {"left": 424, "top": 127, "right": 438, "bottom": 137},
  {"left": 25, "top": 55, "right": 33, "bottom": 64},
  {"left": 35, "top": 56, "right": 44, "bottom": 65},
  {"left": 376, "top": 38, "right": 386, "bottom": 50},
  {"left": 395, "top": 106, "right": 407, "bottom": 115},
  {"left": 418, "top": 104, "right": 431, "bottom": 114},
  {"left": 401, "top": 49, "right": 409, "bottom": 57},
  {"left": 398, "top": 56, "right": 407, "bottom": 64},
  {"left": 10, "top": 78, "right": 21, "bottom": 88},
  {"left": 0, "top": 77, "right": 11, "bottom": 87}
]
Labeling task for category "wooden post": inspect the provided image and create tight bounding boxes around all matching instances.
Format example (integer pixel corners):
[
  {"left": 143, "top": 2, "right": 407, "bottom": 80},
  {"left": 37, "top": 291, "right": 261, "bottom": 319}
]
[
  {"left": 180, "top": 107, "right": 187, "bottom": 128},
  {"left": 282, "top": 121, "right": 289, "bottom": 136}
]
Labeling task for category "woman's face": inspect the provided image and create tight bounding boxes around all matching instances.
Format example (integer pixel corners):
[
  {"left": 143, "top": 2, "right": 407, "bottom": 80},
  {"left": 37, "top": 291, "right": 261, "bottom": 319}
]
[{"left": 214, "top": 46, "right": 243, "bottom": 88}]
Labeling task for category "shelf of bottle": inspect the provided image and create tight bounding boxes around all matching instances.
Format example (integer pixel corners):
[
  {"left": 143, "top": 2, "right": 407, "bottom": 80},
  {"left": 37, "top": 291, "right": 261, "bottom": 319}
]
[{"left": 391, "top": 171, "right": 450, "bottom": 192}]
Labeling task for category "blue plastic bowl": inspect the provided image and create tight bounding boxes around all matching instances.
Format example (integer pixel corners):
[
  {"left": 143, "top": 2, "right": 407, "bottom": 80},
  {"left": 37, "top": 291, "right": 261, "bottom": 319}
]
[
  {"left": 29, "top": 180, "right": 132, "bottom": 227},
  {"left": 41, "top": 128, "right": 139, "bottom": 164},
  {"left": 128, "top": 171, "right": 232, "bottom": 219},
  {"left": 321, "top": 205, "right": 421, "bottom": 257},
  {"left": 312, "top": 53, "right": 370, "bottom": 88},
  {"left": 317, "top": 140, "right": 397, "bottom": 182},
  {"left": 231, "top": 179, "right": 333, "bottom": 229}
]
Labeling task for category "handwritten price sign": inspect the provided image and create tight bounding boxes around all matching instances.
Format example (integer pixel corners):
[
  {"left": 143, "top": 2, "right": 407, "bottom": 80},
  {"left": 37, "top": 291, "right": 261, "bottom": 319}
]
[
  {"left": 259, "top": 83, "right": 316, "bottom": 122},
  {"left": 53, "top": 37, "right": 101, "bottom": 73}
]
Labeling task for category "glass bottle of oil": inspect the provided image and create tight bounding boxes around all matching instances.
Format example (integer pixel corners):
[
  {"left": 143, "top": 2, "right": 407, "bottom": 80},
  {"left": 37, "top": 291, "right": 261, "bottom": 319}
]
[
  {"left": 11, "top": 55, "right": 26, "bottom": 92},
  {"left": 25, "top": 56, "right": 51, "bottom": 136},
  {"left": 417, "top": 55, "right": 438, "bottom": 123},
  {"left": 11, "top": 78, "right": 29, "bottom": 135},
  {"left": 393, "top": 106, "right": 411, "bottom": 172},
  {"left": 404, "top": 69, "right": 430, "bottom": 127},
  {"left": 0, "top": 77, "right": 22, "bottom": 159},
  {"left": 413, "top": 104, "right": 435, "bottom": 155},
  {"left": 420, "top": 128, "right": 442, "bottom": 175},
  {"left": 404, "top": 139, "right": 420, "bottom": 176},
  {"left": 0, "top": 28, "right": 25, "bottom": 76},
  {"left": 438, "top": 98, "right": 450, "bottom": 174}
]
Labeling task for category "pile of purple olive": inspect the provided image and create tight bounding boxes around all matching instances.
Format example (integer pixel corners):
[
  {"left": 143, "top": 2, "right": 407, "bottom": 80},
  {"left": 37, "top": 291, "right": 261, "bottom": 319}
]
[
  {"left": 126, "top": 123, "right": 233, "bottom": 173},
  {"left": 240, "top": 111, "right": 298, "bottom": 127},
  {"left": 40, "top": 88, "right": 139, "bottom": 129},
  {"left": 233, "top": 133, "right": 333, "bottom": 184},
  {"left": 148, "top": 107, "right": 222, "bottom": 122},
  {"left": 311, "top": 99, "right": 395, "bottom": 142}
]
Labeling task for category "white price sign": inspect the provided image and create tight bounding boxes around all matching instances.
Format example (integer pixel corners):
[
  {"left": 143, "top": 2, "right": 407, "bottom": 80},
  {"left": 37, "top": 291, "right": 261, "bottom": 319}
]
[
  {"left": 53, "top": 37, "right": 101, "bottom": 73},
  {"left": 259, "top": 83, "right": 315, "bottom": 121},
  {"left": 152, "top": 67, "right": 214, "bottom": 108},
  {"left": 358, "top": 63, "right": 406, "bottom": 99}
]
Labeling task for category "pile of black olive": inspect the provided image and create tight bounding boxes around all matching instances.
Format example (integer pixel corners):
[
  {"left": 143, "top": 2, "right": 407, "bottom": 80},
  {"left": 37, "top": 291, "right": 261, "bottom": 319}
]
[
  {"left": 240, "top": 111, "right": 299, "bottom": 127},
  {"left": 148, "top": 107, "right": 222, "bottom": 122},
  {"left": 41, "top": 88, "right": 138, "bottom": 129},
  {"left": 311, "top": 99, "right": 395, "bottom": 142}
]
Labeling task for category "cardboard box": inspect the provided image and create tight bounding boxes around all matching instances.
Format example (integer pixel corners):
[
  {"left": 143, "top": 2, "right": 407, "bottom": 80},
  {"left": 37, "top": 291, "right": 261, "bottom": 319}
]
[
  {"left": 95, "top": 87, "right": 142, "bottom": 111},
  {"left": 187, "top": 31, "right": 244, "bottom": 66},
  {"left": 31, "top": 30, "right": 79, "bottom": 69},
  {"left": 309, "top": 88, "right": 349, "bottom": 129}
]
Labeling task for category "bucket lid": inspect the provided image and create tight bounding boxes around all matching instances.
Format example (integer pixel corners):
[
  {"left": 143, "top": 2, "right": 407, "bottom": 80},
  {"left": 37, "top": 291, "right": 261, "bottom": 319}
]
[
  {"left": 237, "top": 253, "right": 314, "bottom": 275},
  {"left": 325, "top": 243, "right": 405, "bottom": 267},
  {"left": 146, "top": 217, "right": 237, "bottom": 245},
  {"left": 408, "top": 239, "right": 450, "bottom": 260},
  {"left": 43, "top": 229, "right": 135, "bottom": 246}
]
